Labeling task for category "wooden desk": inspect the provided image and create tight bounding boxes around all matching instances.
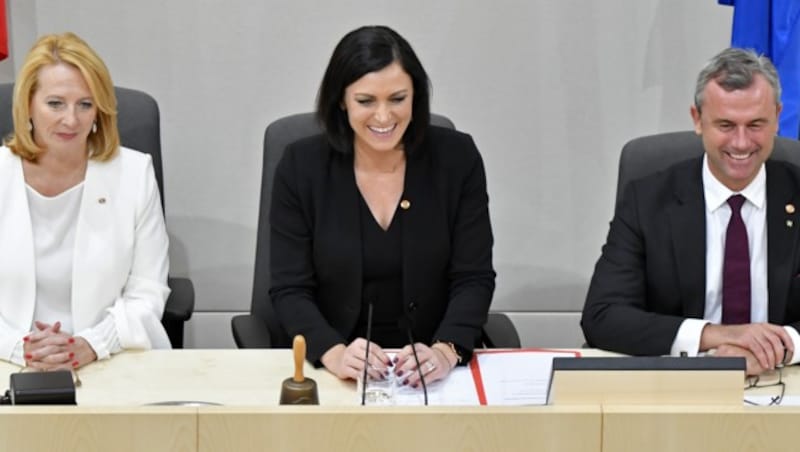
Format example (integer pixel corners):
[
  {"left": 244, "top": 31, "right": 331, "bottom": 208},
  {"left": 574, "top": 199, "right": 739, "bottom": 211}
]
[
  {"left": 0, "top": 350, "right": 601, "bottom": 452},
  {"left": 602, "top": 405, "right": 800, "bottom": 452},
  {"left": 198, "top": 406, "right": 600, "bottom": 452},
  {"left": 0, "top": 406, "right": 196, "bottom": 452},
  {"left": 0, "top": 349, "right": 797, "bottom": 452}
]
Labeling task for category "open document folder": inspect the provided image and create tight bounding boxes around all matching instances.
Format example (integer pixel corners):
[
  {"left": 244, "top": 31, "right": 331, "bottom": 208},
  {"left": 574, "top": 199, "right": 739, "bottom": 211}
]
[{"left": 382, "top": 349, "right": 581, "bottom": 406}]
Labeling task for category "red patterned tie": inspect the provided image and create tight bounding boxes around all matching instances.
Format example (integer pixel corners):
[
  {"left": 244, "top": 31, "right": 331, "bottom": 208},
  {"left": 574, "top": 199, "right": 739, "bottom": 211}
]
[{"left": 722, "top": 194, "right": 751, "bottom": 324}]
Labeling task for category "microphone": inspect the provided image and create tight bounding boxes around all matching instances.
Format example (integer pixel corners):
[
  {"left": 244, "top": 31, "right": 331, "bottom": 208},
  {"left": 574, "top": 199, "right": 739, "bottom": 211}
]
[
  {"left": 360, "top": 302, "right": 373, "bottom": 406},
  {"left": 399, "top": 316, "right": 428, "bottom": 405}
]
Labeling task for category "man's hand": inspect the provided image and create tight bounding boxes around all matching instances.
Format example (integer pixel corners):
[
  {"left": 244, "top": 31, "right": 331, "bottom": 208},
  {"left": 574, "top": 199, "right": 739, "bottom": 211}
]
[
  {"left": 701, "top": 323, "right": 791, "bottom": 370},
  {"left": 714, "top": 343, "right": 768, "bottom": 376}
]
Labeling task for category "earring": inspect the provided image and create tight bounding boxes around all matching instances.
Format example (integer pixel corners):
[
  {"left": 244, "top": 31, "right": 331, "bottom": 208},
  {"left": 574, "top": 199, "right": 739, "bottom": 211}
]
[
  {"left": 28, "top": 119, "right": 33, "bottom": 132},
  {"left": 92, "top": 122, "right": 97, "bottom": 133}
]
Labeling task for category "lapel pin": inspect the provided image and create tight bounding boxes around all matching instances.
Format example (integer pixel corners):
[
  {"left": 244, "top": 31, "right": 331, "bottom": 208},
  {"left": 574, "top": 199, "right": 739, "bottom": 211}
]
[
  {"left": 400, "top": 199, "right": 411, "bottom": 210},
  {"left": 787, "top": 220, "right": 794, "bottom": 228},
  {"left": 786, "top": 204, "right": 795, "bottom": 214},
  {"left": 98, "top": 197, "right": 106, "bottom": 204}
]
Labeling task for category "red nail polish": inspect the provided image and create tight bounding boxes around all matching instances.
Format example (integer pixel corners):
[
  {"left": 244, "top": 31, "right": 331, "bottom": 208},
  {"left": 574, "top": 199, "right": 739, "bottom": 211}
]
[
  {"left": 69, "top": 352, "right": 74, "bottom": 359},
  {"left": 22, "top": 336, "right": 29, "bottom": 342},
  {"left": 68, "top": 337, "right": 75, "bottom": 344},
  {"left": 24, "top": 354, "right": 32, "bottom": 360},
  {"left": 71, "top": 361, "right": 79, "bottom": 367}
]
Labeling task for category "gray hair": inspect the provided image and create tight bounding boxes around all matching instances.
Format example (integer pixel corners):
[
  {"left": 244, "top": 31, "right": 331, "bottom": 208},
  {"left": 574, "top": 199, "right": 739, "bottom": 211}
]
[{"left": 694, "top": 47, "right": 781, "bottom": 113}]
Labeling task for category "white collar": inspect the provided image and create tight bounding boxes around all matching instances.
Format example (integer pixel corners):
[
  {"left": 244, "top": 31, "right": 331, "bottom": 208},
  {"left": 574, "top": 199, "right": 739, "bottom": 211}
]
[{"left": 702, "top": 153, "right": 766, "bottom": 212}]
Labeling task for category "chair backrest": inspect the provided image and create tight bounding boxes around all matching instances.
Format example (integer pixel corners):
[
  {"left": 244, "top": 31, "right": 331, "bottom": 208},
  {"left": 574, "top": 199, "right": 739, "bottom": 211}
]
[
  {"left": 616, "top": 131, "right": 800, "bottom": 208},
  {"left": 251, "top": 112, "right": 456, "bottom": 347},
  {"left": 0, "top": 84, "right": 166, "bottom": 210}
]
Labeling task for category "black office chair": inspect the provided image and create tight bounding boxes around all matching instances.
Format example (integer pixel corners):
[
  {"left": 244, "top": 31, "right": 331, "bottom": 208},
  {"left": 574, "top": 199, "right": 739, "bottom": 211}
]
[
  {"left": 232, "top": 112, "right": 521, "bottom": 349},
  {"left": 0, "top": 84, "right": 195, "bottom": 348},
  {"left": 616, "top": 131, "right": 800, "bottom": 208}
]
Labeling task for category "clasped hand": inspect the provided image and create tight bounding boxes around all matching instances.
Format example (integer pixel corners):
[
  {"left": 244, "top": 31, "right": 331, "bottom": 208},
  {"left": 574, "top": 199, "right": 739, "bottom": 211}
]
[
  {"left": 23, "top": 321, "right": 97, "bottom": 371},
  {"left": 703, "top": 323, "right": 793, "bottom": 375},
  {"left": 321, "top": 338, "right": 456, "bottom": 386}
]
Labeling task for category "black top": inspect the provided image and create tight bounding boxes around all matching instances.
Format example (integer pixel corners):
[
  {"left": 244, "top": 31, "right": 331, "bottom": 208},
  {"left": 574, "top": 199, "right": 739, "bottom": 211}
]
[
  {"left": 270, "top": 126, "right": 496, "bottom": 364},
  {"left": 350, "top": 195, "right": 406, "bottom": 346}
]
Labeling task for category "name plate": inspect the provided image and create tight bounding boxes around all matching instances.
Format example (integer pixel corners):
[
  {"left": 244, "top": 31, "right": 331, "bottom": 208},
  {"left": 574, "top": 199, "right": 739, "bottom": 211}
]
[{"left": 546, "top": 357, "right": 745, "bottom": 405}]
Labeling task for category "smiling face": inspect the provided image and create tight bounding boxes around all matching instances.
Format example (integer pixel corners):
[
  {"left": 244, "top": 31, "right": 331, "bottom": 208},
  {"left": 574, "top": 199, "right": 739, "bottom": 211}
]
[
  {"left": 29, "top": 62, "right": 97, "bottom": 155},
  {"left": 691, "top": 74, "right": 781, "bottom": 191},
  {"left": 342, "top": 61, "right": 413, "bottom": 155}
]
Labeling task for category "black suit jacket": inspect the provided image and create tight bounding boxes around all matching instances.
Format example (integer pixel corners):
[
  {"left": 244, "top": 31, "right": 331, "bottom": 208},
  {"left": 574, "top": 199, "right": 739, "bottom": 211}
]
[
  {"left": 269, "top": 126, "right": 495, "bottom": 363},
  {"left": 582, "top": 157, "right": 800, "bottom": 355}
]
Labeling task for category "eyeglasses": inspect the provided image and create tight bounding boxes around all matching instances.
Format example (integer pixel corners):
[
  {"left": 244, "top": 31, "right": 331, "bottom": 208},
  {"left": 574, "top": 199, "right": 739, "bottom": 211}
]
[{"left": 744, "top": 366, "right": 784, "bottom": 406}]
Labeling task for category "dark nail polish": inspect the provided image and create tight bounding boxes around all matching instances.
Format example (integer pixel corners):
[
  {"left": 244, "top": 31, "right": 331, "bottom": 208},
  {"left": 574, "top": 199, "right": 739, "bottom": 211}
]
[
  {"left": 412, "top": 383, "right": 418, "bottom": 389},
  {"left": 395, "top": 370, "right": 404, "bottom": 377},
  {"left": 393, "top": 356, "right": 399, "bottom": 364},
  {"left": 402, "top": 379, "right": 409, "bottom": 386}
]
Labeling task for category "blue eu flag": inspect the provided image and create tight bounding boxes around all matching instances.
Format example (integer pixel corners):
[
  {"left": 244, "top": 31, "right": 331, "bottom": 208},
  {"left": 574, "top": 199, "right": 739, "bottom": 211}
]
[{"left": 719, "top": 0, "right": 800, "bottom": 138}]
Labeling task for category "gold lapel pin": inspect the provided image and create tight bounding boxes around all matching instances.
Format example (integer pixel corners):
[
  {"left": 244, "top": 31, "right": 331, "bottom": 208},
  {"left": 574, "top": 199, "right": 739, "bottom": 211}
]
[
  {"left": 787, "top": 220, "right": 794, "bottom": 228},
  {"left": 400, "top": 199, "right": 411, "bottom": 210},
  {"left": 98, "top": 197, "right": 106, "bottom": 204},
  {"left": 786, "top": 204, "right": 795, "bottom": 214}
]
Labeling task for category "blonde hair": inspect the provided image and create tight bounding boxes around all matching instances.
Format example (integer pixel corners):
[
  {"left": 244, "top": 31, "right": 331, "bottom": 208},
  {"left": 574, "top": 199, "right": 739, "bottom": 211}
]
[{"left": 6, "top": 32, "right": 119, "bottom": 161}]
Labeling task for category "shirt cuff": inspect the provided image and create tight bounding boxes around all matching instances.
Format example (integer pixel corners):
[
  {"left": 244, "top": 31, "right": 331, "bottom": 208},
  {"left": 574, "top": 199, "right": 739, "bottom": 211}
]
[
  {"left": 783, "top": 326, "right": 800, "bottom": 365},
  {"left": 10, "top": 339, "right": 25, "bottom": 366},
  {"left": 75, "top": 314, "right": 123, "bottom": 361},
  {"left": 670, "top": 318, "right": 711, "bottom": 356}
]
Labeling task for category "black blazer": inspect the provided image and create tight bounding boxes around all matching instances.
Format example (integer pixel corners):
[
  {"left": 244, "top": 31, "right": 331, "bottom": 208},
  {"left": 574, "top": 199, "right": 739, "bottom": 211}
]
[
  {"left": 582, "top": 157, "right": 800, "bottom": 355},
  {"left": 269, "top": 126, "right": 496, "bottom": 363}
]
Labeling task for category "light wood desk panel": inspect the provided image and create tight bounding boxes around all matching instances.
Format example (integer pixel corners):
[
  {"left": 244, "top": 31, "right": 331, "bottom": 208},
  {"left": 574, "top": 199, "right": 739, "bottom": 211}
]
[
  {"left": 0, "top": 349, "right": 352, "bottom": 406},
  {"left": 198, "top": 406, "right": 601, "bottom": 452},
  {"left": 603, "top": 405, "right": 800, "bottom": 452},
  {"left": 0, "top": 406, "right": 196, "bottom": 452}
]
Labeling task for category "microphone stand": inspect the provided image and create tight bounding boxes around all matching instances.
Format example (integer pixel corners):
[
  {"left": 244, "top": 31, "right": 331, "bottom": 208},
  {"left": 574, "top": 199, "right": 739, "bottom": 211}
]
[
  {"left": 360, "top": 303, "right": 373, "bottom": 406},
  {"left": 404, "top": 320, "right": 428, "bottom": 406}
]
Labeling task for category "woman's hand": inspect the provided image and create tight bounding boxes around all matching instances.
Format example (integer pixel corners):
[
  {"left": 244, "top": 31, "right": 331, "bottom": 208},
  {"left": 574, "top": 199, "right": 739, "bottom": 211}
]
[
  {"left": 394, "top": 342, "right": 456, "bottom": 387},
  {"left": 321, "top": 338, "right": 391, "bottom": 381},
  {"left": 23, "top": 321, "right": 97, "bottom": 370}
]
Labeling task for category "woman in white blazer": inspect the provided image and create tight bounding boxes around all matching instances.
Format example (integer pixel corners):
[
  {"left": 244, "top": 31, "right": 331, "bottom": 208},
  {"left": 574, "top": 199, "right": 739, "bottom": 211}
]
[{"left": 0, "top": 32, "right": 171, "bottom": 371}]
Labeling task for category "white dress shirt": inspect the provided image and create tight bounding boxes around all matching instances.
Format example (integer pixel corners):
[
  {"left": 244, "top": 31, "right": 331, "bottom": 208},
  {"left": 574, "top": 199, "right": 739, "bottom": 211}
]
[{"left": 670, "top": 154, "right": 800, "bottom": 363}]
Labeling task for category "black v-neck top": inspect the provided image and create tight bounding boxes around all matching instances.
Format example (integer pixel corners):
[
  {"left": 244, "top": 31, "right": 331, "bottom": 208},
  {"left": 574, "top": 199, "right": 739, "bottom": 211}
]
[{"left": 349, "top": 194, "right": 406, "bottom": 346}]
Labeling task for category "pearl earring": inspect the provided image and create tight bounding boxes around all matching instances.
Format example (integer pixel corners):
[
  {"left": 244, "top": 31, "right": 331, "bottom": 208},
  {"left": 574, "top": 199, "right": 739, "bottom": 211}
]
[
  {"left": 28, "top": 119, "right": 33, "bottom": 132},
  {"left": 92, "top": 122, "right": 97, "bottom": 133}
]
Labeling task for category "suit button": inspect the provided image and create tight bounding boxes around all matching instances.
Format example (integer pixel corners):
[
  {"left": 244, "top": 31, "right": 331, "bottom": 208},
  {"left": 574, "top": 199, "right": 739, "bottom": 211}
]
[{"left": 408, "top": 301, "right": 417, "bottom": 312}]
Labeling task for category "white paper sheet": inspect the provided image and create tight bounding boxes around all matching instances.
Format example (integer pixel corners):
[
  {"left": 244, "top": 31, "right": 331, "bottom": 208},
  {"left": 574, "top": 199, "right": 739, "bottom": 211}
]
[
  {"left": 361, "top": 349, "right": 580, "bottom": 406},
  {"left": 473, "top": 350, "right": 580, "bottom": 405}
]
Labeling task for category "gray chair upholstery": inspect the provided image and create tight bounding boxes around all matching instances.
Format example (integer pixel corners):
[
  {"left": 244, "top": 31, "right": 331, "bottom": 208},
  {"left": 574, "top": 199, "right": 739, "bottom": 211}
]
[
  {"left": 616, "top": 131, "right": 800, "bottom": 208},
  {"left": 0, "top": 84, "right": 194, "bottom": 348},
  {"left": 232, "top": 112, "right": 521, "bottom": 349}
]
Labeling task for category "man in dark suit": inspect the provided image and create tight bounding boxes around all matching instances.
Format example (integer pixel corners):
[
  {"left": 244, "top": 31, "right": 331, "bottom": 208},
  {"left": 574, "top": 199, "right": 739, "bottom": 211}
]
[{"left": 582, "top": 48, "right": 800, "bottom": 376}]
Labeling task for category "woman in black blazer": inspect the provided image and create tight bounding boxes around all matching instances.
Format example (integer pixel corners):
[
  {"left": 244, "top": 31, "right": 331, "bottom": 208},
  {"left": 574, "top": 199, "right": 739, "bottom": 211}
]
[{"left": 270, "top": 25, "right": 495, "bottom": 387}]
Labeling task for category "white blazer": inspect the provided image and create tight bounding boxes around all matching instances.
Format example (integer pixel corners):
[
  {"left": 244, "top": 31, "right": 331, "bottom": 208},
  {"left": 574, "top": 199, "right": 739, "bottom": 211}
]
[{"left": 0, "top": 146, "right": 171, "bottom": 362}]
